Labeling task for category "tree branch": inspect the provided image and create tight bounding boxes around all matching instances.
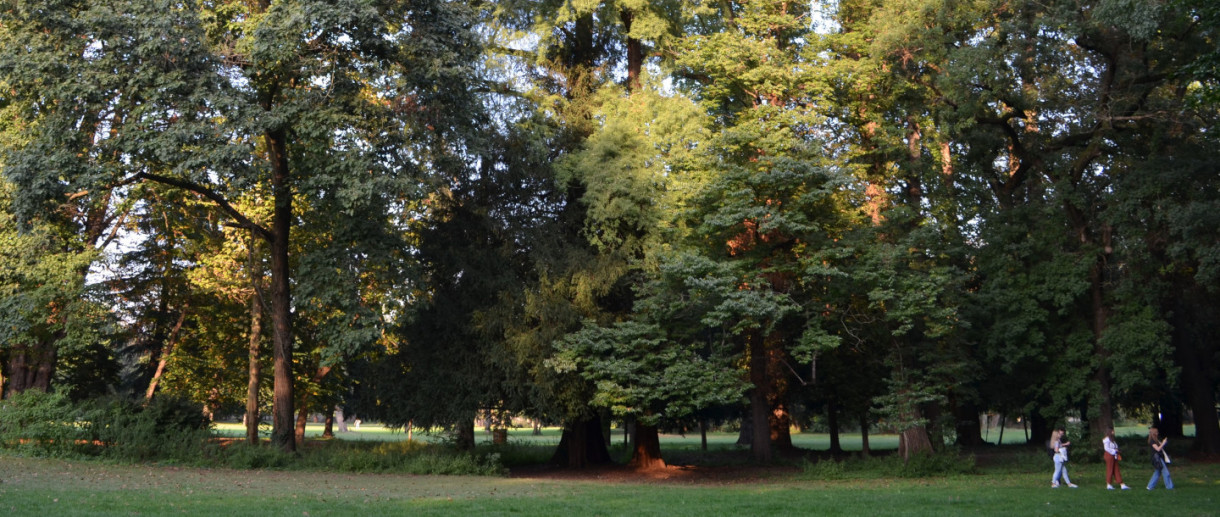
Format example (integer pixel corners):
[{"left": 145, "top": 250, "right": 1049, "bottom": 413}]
[{"left": 130, "top": 172, "right": 273, "bottom": 241}]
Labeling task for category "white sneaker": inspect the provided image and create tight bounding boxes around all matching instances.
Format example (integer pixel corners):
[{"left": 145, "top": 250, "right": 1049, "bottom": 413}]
[
  {"left": 1068, "top": 483, "right": 1078, "bottom": 488},
  {"left": 1121, "top": 484, "right": 1130, "bottom": 490},
  {"left": 1051, "top": 483, "right": 1060, "bottom": 488},
  {"left": 1107, "top": 484, "right": 1114, "bottom": 490}
]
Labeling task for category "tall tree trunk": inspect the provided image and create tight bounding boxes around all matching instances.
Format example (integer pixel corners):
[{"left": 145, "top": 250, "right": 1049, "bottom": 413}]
[
  {"left": 748, "top": 331, "right": 772, "bottom": 463},
  {"left": 455, "top": 418, "right": 476, "bottom": 451},
  {"left": 550, "top": 415, "right": 613, "bottom": 468},
  {"left": 767, "top": 340, "right": 794, "bottom": 451},
  {"left": 700, "top": 419, "right": 708, "bottom": 452},
  {"left": 294, "top": 405, "right": 310, "bottom": 447},
  {"left": 620, "top": 10, "right": 642, "bottom": 92},
  {"left": 736, "top": 408, "right": 753, "bottom": 446},
  {"left": 246, "top": 232, "right": 264, "bottom": 445},
  {"left": 600, "top": 409, "right": 613, "bottom": 448},
  {"left": 924, "top": 402, "right": 944, "bottom": 450},
  {"left": 827, "top": 399, "right": 842, "bottom": 454},
  {"left": 953, "top": 396, "right": 986, "bottom": 446},
  {"left": 336, "top": 406, "right": 348, "bottom": 433},
  {"left": 628, "top": 422, "right": 665, "bottom": 470},
  {"left": 1028, "top": 410, "right": 1051, "bottom": 446},
  {"left": 3, "top": 344, "right": 53, "bottom": 398},
  {"left": 859, "top": 415, "right": 871, "bottom": 455},
  {"left": 1087, "top": 255, "right": 1115, "bottom": 440},
  {"left": 770, "top": 400, "right": 794, "bottom": 451},
  {"left": 1171, "top": 287, "right": 1220, "bottom": 455},
  {"left": 294, "top": 366, "right": 333, "bottom": 446},
  {"left": 266, "top": 125, "right": 296, "bottom": 454},
  {"left": 897, "top": 400, "right": 934, "bottom": 461},
  {"left": 145, "top": 306, "right": 189, "bottom": 401},
  {"left": 323, "top": 409, "right": 335, "bottom": 439}
]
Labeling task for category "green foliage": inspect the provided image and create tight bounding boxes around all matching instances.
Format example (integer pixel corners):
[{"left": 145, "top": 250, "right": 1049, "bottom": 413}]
[
  {"left": 2, "top": 0, "right": 1219, "bottom": 464},
  {"left": 799, "top": 450, "right": 977, "bottom": 480},
  {"left": 83, "top": 396, "right": 214, "bottom": 462},
  {"left": 0, "top": 391, "right": 215, "bottom": 461},
  {"left": 552, "top": 320, "right": 746, "bottom": 426},
  {"left": 215, "top": 440, "right": 507, "bottom": 476},
  {"left": 0, "top": 389, "right": 87, "bottom": 457}
]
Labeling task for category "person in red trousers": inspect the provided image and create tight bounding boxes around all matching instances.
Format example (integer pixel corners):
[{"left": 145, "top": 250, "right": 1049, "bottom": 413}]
[{"left": 1102, "top": 427, "right": 1130, "bottom": 490}]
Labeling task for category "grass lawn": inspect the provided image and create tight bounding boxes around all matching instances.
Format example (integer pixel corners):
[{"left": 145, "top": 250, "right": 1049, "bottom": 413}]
[{"left": 2, "top": 447, "right": 1217, "bottom": 516}]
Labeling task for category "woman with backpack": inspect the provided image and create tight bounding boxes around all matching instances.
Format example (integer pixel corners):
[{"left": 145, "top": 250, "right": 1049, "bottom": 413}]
[{"left": 1147, "top": 427, "right": 1174, "bottom": 490}]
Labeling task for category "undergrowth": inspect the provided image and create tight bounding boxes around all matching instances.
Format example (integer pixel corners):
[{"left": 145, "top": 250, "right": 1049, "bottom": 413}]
[
  {"left": 0, "top": 391, "right": 506, "bottom": 476},
  {"left": 799, "top": 450, "right": 977, "bottom": 480}
]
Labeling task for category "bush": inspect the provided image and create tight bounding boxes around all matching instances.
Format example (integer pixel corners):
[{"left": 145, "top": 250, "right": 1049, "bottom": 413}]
[
  {"left": 209, "top": 439, "right": 506, "bottom": 475},
  {"left": 83, "top": 396, "right": 215, "bottom": 462},
  {"left": 799, "top": 450, "right": 976, "bottom": 480},
  {"left": 478, "top": 442, "right": 555, "bottom": 468},
  {"left": 0, "top": 389, "right": 89, "bottom": 457}
]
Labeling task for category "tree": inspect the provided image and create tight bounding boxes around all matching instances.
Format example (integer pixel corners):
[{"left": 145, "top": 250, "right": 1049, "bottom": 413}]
[
  {"left": 669, "top": 0, "right": 872, "bottom": 462},
  {"left": 0, "top": 180, "right": 113, "bottom": 398},
  {"left": 1, "top": 0, "right": 482, "bottom": 452}
]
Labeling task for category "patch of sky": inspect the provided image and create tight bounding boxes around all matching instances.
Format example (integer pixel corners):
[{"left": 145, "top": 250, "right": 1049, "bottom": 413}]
[{"left": 809, "top": 0, "right": 840, "bottom": 35}]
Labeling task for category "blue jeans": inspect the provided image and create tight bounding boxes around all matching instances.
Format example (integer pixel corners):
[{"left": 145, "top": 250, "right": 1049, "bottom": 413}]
[
  {"left": 1148, "top": 464, "right": 1173, "bottom": 489},
  {"left": 1053, "top": 459, "right": 1071, "bottom": 485}
]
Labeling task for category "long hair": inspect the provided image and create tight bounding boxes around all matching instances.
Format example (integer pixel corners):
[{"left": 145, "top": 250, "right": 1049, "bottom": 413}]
[{"left": 1148, "top": 427, "right": 1160, "bottom": 445}]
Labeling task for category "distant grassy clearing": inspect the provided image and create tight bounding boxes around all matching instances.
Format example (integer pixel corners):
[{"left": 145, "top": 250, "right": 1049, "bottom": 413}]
[{"left": 213, "top": 422, "right": 1194, "bottom": 449}]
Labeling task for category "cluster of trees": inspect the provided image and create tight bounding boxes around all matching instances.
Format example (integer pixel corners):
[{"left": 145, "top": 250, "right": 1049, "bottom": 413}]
[{"left": 2, "top": 0, "right": 1218, "bottom": 468}]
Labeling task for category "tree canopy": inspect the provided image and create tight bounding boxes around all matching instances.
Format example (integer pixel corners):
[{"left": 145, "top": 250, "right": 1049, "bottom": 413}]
[{"left": 2, "top": 0, "right": 1218, "bottom": 463}]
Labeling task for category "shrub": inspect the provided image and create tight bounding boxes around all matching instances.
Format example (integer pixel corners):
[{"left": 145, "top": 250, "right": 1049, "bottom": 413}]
[
  {"left": 81, "top": 395, "right": 215, "bottom": 462},
  {"left": 799, "top": 450, "right": 976, "bottom": 480},
  {"left": 0, "top": 389, "right": 88, "bottom": 457},
  {"left": 215, "top": 442, "right": 295, "bottom": 470},
  {"left": 477, "top": 442, "right": 555, "bottom": 468},
  {"left": 212, "top": 439, "right": 507, "bottom": 476}
]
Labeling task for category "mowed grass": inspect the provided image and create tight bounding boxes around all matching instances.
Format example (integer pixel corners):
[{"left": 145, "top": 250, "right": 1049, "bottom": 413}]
[
  {"left": 1, "top": 452, "right": 1217, "bottom": 517},
  {"left": 6, "top": 424, "right": 1205, "bottom": 516}
]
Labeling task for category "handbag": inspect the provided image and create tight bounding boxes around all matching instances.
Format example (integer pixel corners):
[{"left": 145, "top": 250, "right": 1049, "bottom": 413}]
[
  {"left": 1116, "top": 453, "right": 1122, "bottom": 461},
  {"left": 1162, "top": 450, "right": 1171, "bottom": 464}
]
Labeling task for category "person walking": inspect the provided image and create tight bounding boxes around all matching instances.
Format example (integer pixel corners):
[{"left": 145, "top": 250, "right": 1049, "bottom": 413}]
[
  {"left": 1147, "top": 427, "right": 1173, "bottom": 490},
  {"left": 1102, "top": 427, "right": 1130, "bottom": 490},
  {"left": 1051, "top": 428, "right": 1077, "bottom": 488}
]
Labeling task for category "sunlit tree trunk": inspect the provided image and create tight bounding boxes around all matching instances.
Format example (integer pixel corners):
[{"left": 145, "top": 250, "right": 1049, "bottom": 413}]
[
  {"left": 245, "top": 234, "right": 264, "bottom": 445},
  {"left": 145, "top": 307, "right": 189, "bottom": 401},
  {"left": 266, "top": 123, "right": 296, "bottom": 453},
  {"left": 628, "top": 422, "right": 665, "bottom": 470}
]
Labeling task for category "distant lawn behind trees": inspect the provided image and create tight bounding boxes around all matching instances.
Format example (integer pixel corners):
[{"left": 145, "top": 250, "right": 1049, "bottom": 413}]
[{"left": 213, "top": 422, "right": 1192, "bottom": 448}]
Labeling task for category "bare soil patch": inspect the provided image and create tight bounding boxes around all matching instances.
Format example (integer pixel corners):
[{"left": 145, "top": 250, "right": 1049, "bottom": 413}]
[{"left": 509, "top": 462, "right": 801, "bottom": 484}]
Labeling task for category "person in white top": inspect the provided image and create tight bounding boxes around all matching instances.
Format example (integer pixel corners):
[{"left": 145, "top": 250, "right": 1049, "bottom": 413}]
[{"left": 1102, "top": 427, "right": 1130, "bottom": 489}]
